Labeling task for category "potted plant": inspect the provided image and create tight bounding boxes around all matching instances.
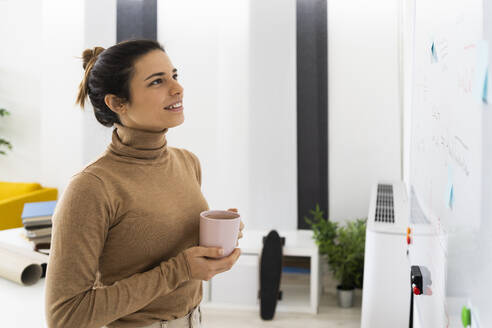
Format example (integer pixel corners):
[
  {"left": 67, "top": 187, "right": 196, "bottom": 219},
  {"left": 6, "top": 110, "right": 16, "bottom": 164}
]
[
  {"left": 0, "top": 108, "right": 12, "bottom": 155},
  {"left": 305, "top": 203, "right": 366, "bottom": 308}
]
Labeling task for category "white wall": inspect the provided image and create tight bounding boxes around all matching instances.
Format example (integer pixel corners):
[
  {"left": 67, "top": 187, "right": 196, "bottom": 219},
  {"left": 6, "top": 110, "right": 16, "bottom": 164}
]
[
  {"left": 40, "top": 0, "right": 85, "bottom": 193},
  {"left": 82, "top": 0, "right": 116, "bottom": 164},
  {"left": 402, "top": 0, "right": 415, "bottom": 188},
  {"left": 0, "top": 0, "right": 116, "bottom": 196},
  {"left": 327, "top": 0, "right": 402, "bottom": 222},
  {"left": 1, "top": 0, "right": 402, "bottom": 229},
  {"left": 248, "top": 0, "right": 297, "bottom": 230},
  {"left": 158, "top": 0, "right": 298, "bottom": 231},
  {"left": 0, "top": 0, "right": 43, "bottom": 182}
]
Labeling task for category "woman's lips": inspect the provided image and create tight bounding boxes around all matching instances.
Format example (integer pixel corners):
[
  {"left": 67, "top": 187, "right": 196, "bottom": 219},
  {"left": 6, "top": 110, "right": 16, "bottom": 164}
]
[{"left": 164, "top": 103, "right": 183, "bottom": 112}]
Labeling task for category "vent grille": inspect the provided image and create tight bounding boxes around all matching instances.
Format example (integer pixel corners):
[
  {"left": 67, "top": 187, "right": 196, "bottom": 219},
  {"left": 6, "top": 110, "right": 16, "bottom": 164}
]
[{"left": 375, "top": 184, "right": 395, "bottom": 223}]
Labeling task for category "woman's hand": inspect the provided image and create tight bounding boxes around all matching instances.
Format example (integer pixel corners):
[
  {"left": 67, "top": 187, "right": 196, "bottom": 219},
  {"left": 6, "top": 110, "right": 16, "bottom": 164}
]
[
  {"left": 183, "top": 246, "right": 241, "bottom": 281},
  {"left": 227, "top": 208, "right": 244, "bottom": 246}
]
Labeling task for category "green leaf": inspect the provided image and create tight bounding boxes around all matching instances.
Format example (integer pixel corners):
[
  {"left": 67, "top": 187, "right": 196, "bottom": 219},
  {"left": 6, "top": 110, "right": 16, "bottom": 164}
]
[
  {"left": 304, "top": 206, "right": 367, "bottom": 289},
  {"left": 0, "top": 108, "right": 13, "bottom": 155},
  {"left": 0, "top": 139, "right": 12, "bottom": 149}
]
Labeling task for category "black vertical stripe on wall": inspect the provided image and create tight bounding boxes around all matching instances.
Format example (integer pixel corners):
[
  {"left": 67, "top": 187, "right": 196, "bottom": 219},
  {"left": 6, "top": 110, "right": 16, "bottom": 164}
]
[
  {"left": 297, "top": 0, "right": 328, "bottom": 229},
  {"left": 116, "top": 0, "right": 157, "bottom": 43}
]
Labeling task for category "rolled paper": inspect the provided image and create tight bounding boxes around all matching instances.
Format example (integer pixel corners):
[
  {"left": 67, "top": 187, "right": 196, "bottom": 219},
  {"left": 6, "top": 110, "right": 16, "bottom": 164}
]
[{"left": 0, "top": 241, "right": 48, "bottom": 286}]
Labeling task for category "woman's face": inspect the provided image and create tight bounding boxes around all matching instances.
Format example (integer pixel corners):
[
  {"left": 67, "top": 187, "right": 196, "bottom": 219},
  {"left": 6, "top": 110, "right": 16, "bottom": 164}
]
[{"left": 116, "top": 49, "right": 184, "bottom": 131}]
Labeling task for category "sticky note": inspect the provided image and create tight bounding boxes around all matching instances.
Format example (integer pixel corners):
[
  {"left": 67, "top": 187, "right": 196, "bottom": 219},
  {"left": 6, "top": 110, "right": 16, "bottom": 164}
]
[
  {"left": 483, "top": 70, "right": 488, "bottom": 104},
  {"left": 472, "top": 40, "right": 489, "bottom": 104},
  {"left": 446, "top": 166, "right": 454, "bottom": 210},
  {"left": 449, "top": 185, "right": 454, "bottom": 209},
  {"left": 431, "top": 41, "right": 438, "bottom": 63}
]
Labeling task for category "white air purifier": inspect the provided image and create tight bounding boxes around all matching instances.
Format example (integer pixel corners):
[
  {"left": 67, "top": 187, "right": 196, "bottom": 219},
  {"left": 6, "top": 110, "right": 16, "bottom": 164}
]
[{"left": 360, "top": 181, "right": 411, "bottom": 327}]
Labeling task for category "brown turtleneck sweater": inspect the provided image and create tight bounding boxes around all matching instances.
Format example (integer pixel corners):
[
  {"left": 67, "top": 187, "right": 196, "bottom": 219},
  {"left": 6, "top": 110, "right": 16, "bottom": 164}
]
[{"left": 45, "top": 123, "right": 209, "bottom": 328}]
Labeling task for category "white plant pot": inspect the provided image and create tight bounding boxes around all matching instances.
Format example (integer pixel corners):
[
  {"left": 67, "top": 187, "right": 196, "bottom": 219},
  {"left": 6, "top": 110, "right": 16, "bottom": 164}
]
[{"left": 337, "top": 285, "right": 355, "bottom": 308}]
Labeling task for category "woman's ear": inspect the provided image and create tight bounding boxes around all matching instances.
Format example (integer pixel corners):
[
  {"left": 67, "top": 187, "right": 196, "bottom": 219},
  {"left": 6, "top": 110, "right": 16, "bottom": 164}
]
[{"left": 104, "top": 94, "right": 127, "bottom": 115}]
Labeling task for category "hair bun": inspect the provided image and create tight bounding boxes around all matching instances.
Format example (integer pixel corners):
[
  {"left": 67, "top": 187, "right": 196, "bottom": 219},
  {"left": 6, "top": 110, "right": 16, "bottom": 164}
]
[{"left": 81, "top": 46, "right": 105, "bottom": 70}]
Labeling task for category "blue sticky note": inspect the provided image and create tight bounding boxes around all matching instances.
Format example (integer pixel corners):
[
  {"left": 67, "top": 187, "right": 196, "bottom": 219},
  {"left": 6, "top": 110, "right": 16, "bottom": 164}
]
[
  {"left": 473, "top": 40, "right": 489, "bottom": 104},
  {"left": 449, "top": 185, "right": 454, "bottom": 209},
  {"left": 483, "top": 70, "right": 488, "bottom": 104},
  {"left": 431, "top": 41, "right": 438, "bottom": 63},
  {"left": 445, "top": 166, "right": 454, "bottom": 210}
]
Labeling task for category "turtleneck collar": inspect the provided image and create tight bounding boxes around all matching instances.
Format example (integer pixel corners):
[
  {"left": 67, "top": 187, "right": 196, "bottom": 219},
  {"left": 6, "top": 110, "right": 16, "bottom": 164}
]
[{"left": 107, "top": 122, "right": 170, "bottom": 163}]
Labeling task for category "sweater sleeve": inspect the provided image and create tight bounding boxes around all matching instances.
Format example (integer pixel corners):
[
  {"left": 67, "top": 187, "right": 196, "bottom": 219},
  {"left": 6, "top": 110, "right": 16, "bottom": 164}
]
[{"left": 45, "top": 172, "right": 192, "bottom": 328}]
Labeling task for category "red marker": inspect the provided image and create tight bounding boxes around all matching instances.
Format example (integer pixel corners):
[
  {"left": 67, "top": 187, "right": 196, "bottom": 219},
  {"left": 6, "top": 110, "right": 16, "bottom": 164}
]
[
  {"left": 413, "top": 286, "right": 421, "bottom": 295},
  {"left": 407, "top": 235, "right": 411, "bottom": 245}
]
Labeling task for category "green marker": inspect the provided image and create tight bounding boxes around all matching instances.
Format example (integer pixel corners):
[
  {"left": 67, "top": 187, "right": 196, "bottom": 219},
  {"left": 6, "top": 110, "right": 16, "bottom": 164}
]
[{"left": 461, "top": 306, "right": 471, "bottom": 327}]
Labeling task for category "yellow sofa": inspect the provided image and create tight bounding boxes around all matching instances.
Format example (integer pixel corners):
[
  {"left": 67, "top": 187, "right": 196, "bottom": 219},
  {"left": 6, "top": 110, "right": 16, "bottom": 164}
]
[{"left": 0, "top": 182, "right": 58, "bottom": 231}]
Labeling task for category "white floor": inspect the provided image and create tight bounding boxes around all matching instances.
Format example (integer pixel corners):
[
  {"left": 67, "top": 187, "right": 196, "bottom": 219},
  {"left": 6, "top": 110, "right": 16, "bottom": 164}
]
[{"left": 200, "top": 290, "right": 362, "bottom": 328}]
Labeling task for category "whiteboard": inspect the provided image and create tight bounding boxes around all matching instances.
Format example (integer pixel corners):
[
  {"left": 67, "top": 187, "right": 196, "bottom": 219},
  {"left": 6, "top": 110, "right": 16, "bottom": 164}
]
[{"left": 407, "top": 0, "right": 492, "bottom": 327}]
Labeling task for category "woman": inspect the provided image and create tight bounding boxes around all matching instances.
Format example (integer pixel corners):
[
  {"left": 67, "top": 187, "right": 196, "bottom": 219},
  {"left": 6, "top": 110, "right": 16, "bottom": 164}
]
[{"left": 45, "top": 39, "right": 244, "bottom": 328}]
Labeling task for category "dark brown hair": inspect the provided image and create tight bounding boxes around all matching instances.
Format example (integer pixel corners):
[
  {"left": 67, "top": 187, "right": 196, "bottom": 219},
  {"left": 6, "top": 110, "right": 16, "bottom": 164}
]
[{"left": 75, "top": 39, "right": 165, "bottom": 127}]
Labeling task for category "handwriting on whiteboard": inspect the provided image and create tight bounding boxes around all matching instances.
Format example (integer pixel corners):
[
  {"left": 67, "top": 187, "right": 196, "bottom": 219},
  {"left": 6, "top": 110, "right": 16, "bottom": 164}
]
[{"left": 431, "top": 135, "right": 470, "bottom": 176}]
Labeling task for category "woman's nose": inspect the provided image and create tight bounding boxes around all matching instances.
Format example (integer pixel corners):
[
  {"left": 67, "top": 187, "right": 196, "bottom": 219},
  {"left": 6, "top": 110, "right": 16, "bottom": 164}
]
[{"left": 170, "top": 81, "right": 184, "bottom": 96}]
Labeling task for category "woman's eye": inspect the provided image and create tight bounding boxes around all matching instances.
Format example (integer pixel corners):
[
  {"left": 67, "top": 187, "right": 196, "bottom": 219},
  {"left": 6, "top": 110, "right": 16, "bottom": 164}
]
[
  {"left": 150, "top": 78, "right": 163, "bottom": 86},
  {"left": 150, "top": 75, "right": 177, "bottom": 86}
]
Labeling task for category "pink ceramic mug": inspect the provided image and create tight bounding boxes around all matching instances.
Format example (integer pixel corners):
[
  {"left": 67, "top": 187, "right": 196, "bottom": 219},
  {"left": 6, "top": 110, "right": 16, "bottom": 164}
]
[{"left": 199, "top": 210, "right": 241, "bottom": 258}]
